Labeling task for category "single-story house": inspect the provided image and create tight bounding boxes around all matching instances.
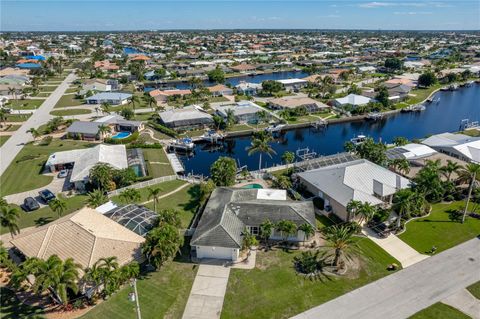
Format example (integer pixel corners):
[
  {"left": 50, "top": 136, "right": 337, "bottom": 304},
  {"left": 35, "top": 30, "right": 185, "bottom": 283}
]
[
  {"left": 421, "top": 132, "right": 480, "bottom": 163},
  {"left": 94, "top": 60, "right": 119, "bottom": 71},
  {"left": 230, "top": 63, "right": 257, "bottom": 73},
  {"left": 269, "top": 96, "right": 330, "bottom": 113},
  {"left": 296, "top": 157, "right": 410, "bottom": 221},
  {"left": 191, "top": 187, "right": 315, "bottom": 261},
  {"left": 10, "top": 207, "right": 144, "bottom": 271},
  {"left": 0, "top": 74, "right": 30, "bottom": 86},
  {"left": 235, "top": 81, "right": 262, "bottom": 96},
  {"left": 158, "top": 105, "right": 213, "bottom": 130},
  {"left": 81, "top": 79, "right": 120, "bottom": 95},
  {"left": 277, "top": 78, "right": 308, "bottom": 92},
  {"left": 66, "top": 121, "right": 104, "bottom": 140},
  {"left": 386, "top": 143, "right": 438, "bottom": 161},
  {"left": 149, "top": 89, "right": 191, "bottom": 104},
  {"left": 66, "top": 115, "right": 143, "bottom": 140},
  {"left": 215, "top": 101, "right": 265, "bottom": 124},
  {"left": 207, "top": 84, "right": 233, "bottom": 97},
  {"left": 45, "top": 144, "right": 128, "bottom": 190},
  {"left": 85, "top": 92, "right": 132, "bottom": 105},
  {"left": 334, "top": 94, "right": 372, "bottom": 108},
  {"left": 95, "top": 114, "right": 144, "bottom": 133}
]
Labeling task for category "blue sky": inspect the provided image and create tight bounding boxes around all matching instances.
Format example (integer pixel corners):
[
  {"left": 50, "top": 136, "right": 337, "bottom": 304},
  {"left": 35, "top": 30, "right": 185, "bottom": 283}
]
[{"left": 1, "top": 1, "right": 479, "bottom": 31}]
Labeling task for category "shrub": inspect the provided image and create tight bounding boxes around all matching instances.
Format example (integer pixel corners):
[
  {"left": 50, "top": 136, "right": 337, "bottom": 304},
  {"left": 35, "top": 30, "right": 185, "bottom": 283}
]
[
  {"left": 127, "top": 142, "right": 163, "bottom": 149},
  {"left": 148, "top": 121, "right": 177, "bottom": 138},
  {"left": 40, "top": 136, "right": 53, "bottom": 146}
]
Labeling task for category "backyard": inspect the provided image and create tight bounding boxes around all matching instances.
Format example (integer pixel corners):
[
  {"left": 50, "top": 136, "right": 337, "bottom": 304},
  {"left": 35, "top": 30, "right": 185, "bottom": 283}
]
[
  {"left": 143, "top": 148, "right": 175, "bottom": 177},
  {"left": 399, "top": 201, "right": 480, "bottom": 254},
  {"left": 111, "top": 179, "right": 186, "bottom": 204},
  {"left": 222, "top": 237, "right": 399, "bottom": 319}
]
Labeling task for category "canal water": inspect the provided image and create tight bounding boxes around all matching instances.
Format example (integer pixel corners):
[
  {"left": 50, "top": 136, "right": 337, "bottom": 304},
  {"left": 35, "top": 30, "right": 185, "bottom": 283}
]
[{"left": 179, "top": 83, "right": 480, "bottom": 176}]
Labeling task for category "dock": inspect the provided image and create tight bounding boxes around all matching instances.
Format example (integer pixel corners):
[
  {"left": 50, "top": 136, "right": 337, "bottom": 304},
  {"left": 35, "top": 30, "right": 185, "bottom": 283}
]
[{"left": 166, "top": 153, "right": 185, "bottom": 174}]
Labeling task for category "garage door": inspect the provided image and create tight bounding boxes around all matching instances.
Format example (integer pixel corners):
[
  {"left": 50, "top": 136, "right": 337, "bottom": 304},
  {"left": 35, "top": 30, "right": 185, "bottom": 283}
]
[{"left": 196, "top": 246, "right": 233, "bottom": 260}]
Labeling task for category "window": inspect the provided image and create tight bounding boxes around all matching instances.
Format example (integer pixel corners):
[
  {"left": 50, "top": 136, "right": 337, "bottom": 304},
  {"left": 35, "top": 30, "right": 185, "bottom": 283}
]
[{"left": 248, "top": 226, "right": 259, "bottom": 235}]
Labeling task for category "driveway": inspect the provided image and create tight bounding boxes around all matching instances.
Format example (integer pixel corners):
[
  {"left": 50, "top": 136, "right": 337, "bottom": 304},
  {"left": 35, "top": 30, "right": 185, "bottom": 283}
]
[
  {"left": 362, "top": 227, "right": 429, "bottom": 267},
  {"left": 0, "top": 73, "right": 76, "bottom": 176},
  {"left": 182, "top": 264, "right": 231, "bottom": 319},
  {"left": 291, "top": 237, "right": 480, "bottom": 319}
]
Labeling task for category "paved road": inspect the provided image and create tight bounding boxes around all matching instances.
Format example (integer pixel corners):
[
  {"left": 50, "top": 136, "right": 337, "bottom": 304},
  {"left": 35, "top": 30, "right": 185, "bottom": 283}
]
[
  {"left": 0, "top": 73, "right": 76, "bottom": 176},
  {"left": 443, "top": 289, "right": 480, "bottom": 319},
  {"left": 291, "top": 237, "right": 480, "bottom": 319}
]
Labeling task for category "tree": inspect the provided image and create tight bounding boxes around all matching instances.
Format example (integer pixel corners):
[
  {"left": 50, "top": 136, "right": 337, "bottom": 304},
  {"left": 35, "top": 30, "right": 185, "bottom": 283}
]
[
  {"left": 282, "top": 151, "right": 295, "bottom": 172},
  {"left": 393, "top": 136, "right": 409, "bottom": 147},
  {"left": 97, "top": 124, "right": 111, "bottom": 139},
  {"left": 375, "top": 86, "right": 390, "bottom": 108},
  {"left": 259, "top": 219, "right": 274, "bottom": 247},
  {"left": 413, "top": 160, "right": 444, "bottom": 202},
  {"left": 247, "top": 131, "right": 277, "bottom": 171},
  {"left": 298, "top": 223, "right": 315, "bottom": 242},
  {"left": 86, "top": 189, "right": 108, "bottom": 208},
  {"left": 148, "top": 186, "right": 163, "bottom": 213},
  {"left": 275, "top": 220, "right": 297, "bottom": 243},
  {"left": 261, "top": 80, "right": 283, "bottom": 96},
  {"left": 418, "top": 72, "right": 437, "bottom": 87},
  {"left": 384, "top": 58, "right": 403, "bottom": 71},
  {"left": 198, "top": 180, "right": 216, "bottom": 203},
  {"left": 459, "top": 163, "right": 480, "bottom": 223},
  {"left": 0, "top": 206, "right": 20, "bottom": 238},
  {"left": 207, "top": 66, "right": 225, "bottom": 83},
  {"left": 389, "top": 158, "right": 410, "bottom": 175},
  {"left": 392, "top": 188, "right": 414, "bottom": 229},
  {"left": 142, "top": 224, "right": 181, "bottom": 269},
  {"left": 440, "top": 160, "right": 462, "bottom": 182},
  {"left": 143, "top": 94, "right": 157, "bottom": 109},
  {"left": 89, "top": 163, "right": 114, "bottom": 190},
  {"left": 119, "top": 107, "right": 135, "bottom": 120},
  {"left": 119, "top": 188, "right": 141, "bottom": 204},
  {"left": 128, "top": 95, "right": 140, "bottom": 111},
  {"left": 345, "top": 137, "right": 387, "bottom": 166},
  {"left": 356, "top": 202, "right": 377, "bottom": 224},
  {"left": 225, "top": 109, "right": 236, "bottom": 129},
  {"left": 272, "top": 175, "right": 292, "bottom": 190},
  {"left": 27, "top": 128, "right": 41, "bottom": 141},
  {"left": 100, "top": 102, "right": 111, "bottom": 114},
  {"left": 49, "top": 198, "right": 67, "bottom": 218},
  {"left": 346, "top": 200, "right": 362, "bottom": 221},
  {"left": 210, "top": 157, "right": 237, "bottom": 186},
  {"left": 322, "top": 225, "right": 356, "bottom": 268},
  {"left": 113, "top": 167, "right": 137, "bottom": 188},
  {"left": 156, "top": 208, "right": 182, "bottom": 228},
  {"left": 242, "top": 229, "right": 258, "bottom": 252}
]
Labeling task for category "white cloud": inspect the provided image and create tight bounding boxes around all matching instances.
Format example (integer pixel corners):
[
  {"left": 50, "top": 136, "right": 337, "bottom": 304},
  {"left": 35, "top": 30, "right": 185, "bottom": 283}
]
[{"left": 394, "top": 11, "right": 433, "bottom": 15}]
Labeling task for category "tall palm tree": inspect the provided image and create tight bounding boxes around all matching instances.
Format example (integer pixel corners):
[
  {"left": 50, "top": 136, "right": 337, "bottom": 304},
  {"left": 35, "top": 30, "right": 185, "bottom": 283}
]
[
  {"left": 459, "top": 163, "right": 480, "bottom": 223},
  {"left": 147, "top": 187, "right": 163, "bottom": 213},
  {"left": 298, "top": 223, "right": 315, "bottom": 242},
  {"left": 100, "top": 102, "right": 111, "bottom": 115},
  {"left": 97, "top": 124, "right": 111, "bottom": 139},
  {"left": 259, "top": 219, "right": 274, "bottom": 247},
  {"left": 49, "top": 198, "right": 67, "bottom": 219},
  {"left": 0, "top": 108, "right": 9, "bottom": 126},
  {"left": 27, "top": 127, "right": 41, "bottom": 141},
  {"left": 86, "top": 189, "right": 108, "bottom": 208},
  {"left": 0, "top": 206, "right": 20, "bottom": 238},
  {"left": 356, "top": 202, "right": 377, "bottom": 224},
  {"left": 322, "top": 225, "right": 356, "bottom": 268},
  {"left": 247, "top": 132, "right": 277, "bottom": 171},
  {"left": 119, "top": 188, "right": 141, "bottom": 204},
  {"left": 275, "top": 220, "right": 297, "bottom": 243},
  {"left": 346, "top": 200, "right": 362, "bottom": 221},
  {"left": 440, "top": 160, "right": 462, "bottom": 182},
  {"left": 392, "top": 188, "right": 414, "bottom": 229},
  {"left": 143, "top": 95, "right": 156, "bottom": 109},
  {"left": 225, "top": 109, "right": 236, "bottom": 128},
  {"left": 128, "top": 95, "right": 140, "bottom": 111},
  {"left": 142, "top": 224, "right": 181, "bottom": 269}
]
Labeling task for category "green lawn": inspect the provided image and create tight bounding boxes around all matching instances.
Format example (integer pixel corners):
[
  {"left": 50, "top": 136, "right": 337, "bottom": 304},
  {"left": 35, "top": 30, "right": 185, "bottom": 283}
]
[
  {"left": 65, "top": 87, "right": 79, "bottom": 94},
  {"left": 111, "top": 179, "right": 186, "bottom": 205},
  {"left": 5, "top": 114, "right": 30, "bottom": 122},
  {"left": 0, "top": 136, "right": 10, "bottom": 147},
  {"left": 143, "top": 149, "right": 175, "bottom": 177},
  {"left": 0, "top": 140, "right": 96, "bottom": 197},
  {"left": 80, "top": 261, "right": 196, "bottom": 319},
  {"left": 222, "top": 237, "right": 400, "bottom": 319},
  {"left": 1, "top": 195, "right": 88, "bottom": 235},
  {"left": 35, "top": 93, "right": 50, "bottom": 97},
  {"left": 38, "top": 85, "right": 58, "bottom": 92},
  {"left": 399, "top": 201, "right": 480, "bottom": 254},
  {"left": 50, "top": 108, "right": 91, "bottom": 116},
  {"left": 467, "top": 281, "right": 480, "bottom": 300},
  {"left": 0, "top": 287, "right": 45, "bottom": 319},
  {"left": 7, "top": 99, "right": 44, "bottom": 110},
  {"left": 54, "top": 95, "right": 85, "bottom": 108},
  {"left": 4, "top": 124, "right": 21, "bottom": 132},
  {"left": 404, "top": 84, "right": 442, "bottom": 105},
  {"left": 409, "top": 303, "right": 471, "bottom": 319}
]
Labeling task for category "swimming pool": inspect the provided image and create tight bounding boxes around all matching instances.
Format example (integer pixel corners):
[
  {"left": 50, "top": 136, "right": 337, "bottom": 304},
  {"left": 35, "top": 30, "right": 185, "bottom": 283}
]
[
  {"left": 242, "top": 183, "right": 264, "bottom": 189},
  {"left": 111, "top": 132, "right": 131, "bottom": 139}
]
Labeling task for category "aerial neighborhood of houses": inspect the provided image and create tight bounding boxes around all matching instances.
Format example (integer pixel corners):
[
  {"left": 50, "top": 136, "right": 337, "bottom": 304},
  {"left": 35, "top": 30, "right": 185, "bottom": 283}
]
[{"left": 0, "top": 29, "right": 479, "bottom": 319}]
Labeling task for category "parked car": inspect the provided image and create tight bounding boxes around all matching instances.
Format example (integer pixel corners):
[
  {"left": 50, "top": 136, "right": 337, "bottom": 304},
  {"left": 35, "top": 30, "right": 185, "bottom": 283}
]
[
  {"left": 58, "top": 169, "right": 69, "bottom": 178},
  {"left": 39, "top": 189, "right": 56, "bottom": 203},
  {"left": 23, "top": 197, "right": 40, "bottom": 212}
]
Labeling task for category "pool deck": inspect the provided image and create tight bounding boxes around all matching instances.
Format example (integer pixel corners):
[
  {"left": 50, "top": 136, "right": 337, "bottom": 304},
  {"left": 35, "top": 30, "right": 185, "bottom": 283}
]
[{"left": 234, "top": 179, "right": 269, "bottom": 189}]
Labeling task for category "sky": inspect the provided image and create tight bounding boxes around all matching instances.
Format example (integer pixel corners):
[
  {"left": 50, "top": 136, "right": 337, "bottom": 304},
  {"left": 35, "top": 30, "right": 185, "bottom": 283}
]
[{"left": 1, "top": 1, "right": 479, "bottom": 31}]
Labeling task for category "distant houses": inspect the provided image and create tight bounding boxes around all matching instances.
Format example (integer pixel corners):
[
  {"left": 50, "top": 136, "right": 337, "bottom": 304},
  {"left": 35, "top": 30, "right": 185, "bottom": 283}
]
[{"left": 149, "top": 89, "right": 192, "bottom": 104}]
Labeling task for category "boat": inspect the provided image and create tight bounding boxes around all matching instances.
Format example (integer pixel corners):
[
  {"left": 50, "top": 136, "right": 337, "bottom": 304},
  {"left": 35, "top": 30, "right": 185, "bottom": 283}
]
[
  {"left": 200, "top": 130, "right": 224, "bottom": 144},
  {"left": 265, "top": 124, "right": 287, "bottom": 133},
  {"left": 169, "top": 137, "right": 195, "bottom": 151},
  {"left": 448, "top": 84, "right": 459, "bottom": 91},
  {"left": 350, "top": 134, "right": 367, "bottom": 145},
  {"left": 401, "top": 104, "right": 426, "bottom": 112},
  {"left": 366, "top": 112, "right": 384, "bottom": 121}
]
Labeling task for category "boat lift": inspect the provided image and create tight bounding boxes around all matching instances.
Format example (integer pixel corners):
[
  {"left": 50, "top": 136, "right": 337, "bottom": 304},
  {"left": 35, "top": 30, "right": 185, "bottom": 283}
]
[{"left": 460, "top": 119, "right": 479, "bottom": 131}]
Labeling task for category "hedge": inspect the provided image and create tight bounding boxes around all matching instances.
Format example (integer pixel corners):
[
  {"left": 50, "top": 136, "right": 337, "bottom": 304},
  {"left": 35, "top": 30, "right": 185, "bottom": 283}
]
[
  {"left": 127, "top": 142, "right": 163, "bottom": 149},
  {"left": 104, "top": 131, "right": 139, "bottom": 144},
  {"left": 148, "top": 121, "right": 177, "bottom": 138}
]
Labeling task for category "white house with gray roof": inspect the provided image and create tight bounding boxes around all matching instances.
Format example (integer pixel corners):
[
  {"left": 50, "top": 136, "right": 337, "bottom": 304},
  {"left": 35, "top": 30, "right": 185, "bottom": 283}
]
[
  {"left": 421, "top": 132, "right": 480, "bottom": 163},
  {"left": 214, "top": 101, "right": 266, "bottom": 124},
  {"left": 85, "top": 92, "right": 132, "bottom": 105},
  {"left": 296, "top": 159, "right": 410, "bottom": 221},
  {"left": 191, "top": 187, "right": 315, "bottom": 261}
]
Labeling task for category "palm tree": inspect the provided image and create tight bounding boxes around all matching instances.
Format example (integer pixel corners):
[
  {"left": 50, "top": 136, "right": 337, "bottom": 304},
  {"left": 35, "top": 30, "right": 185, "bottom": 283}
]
[
  {"left": 440, "top": 160, "right": 462, "bottom": 182},
  {"left": 275, "top": 220, "right": 297, "bottom": 243},
  {"left": 247, "top": 132, "right": 277, "bottom": 171},
  {"left": 298, "top": 223, "right": 315, "bottom": 242},
  {"left": 128, "top": 95, "right": 140, "bottom": 111},
  {"left": 459, "top": 163, "right": 480, "bottom": 223},
  {"left": 356, "top": 202, "right": 377, "bottom": 224},
  {"left": 389, "top": 158, "right": 410, "bottom": 176},
  {"left": 392, "top": 188, "right": 414, "bottom": 229},
  {"left": 86, "top": 189, "right": 108, "bottom": 208},
  {"left": 259, "top": 219, "right": 274, "bottom": 247},
  {"left": 323, "top": 225, "right": 356, "bottom": 268},
  {"left": 346, "top": 200, "right": 362, "bottom": 221},
  {"left": 49, "top": 198, "right": 67, "bottom": 219},
  {"left": 89, "top": 163, "right": 114, "bottom": 190},
  {"left": 147, "top": 187, "right": 163, "bottom": 213},
  {"left": 142, "top": 224, "right": 181, "bottom": 269},
  {"left": 97, "top": 124, "right": 111, "bottom": 139},
  {"left": 0, "top": 108, "right": 9, "bottom": 126},
  {"left": 281, "top": 151, "right": 295, "bottom": 172},
  {"left": 143, "top": 95, "right": 156, "bottom": 109},
  {"left": 27, "top": 127, "right": 41, "bottom": 141},
  {"left": 8, "top": 87, "right": 17, "bottom": 107},
  {"left": 272, "top": 175, "right": 292, "bottom": 190},
  {"left": 100, "top": 102, "right": 111, "bottom": 115},
  {"left": 0, "top": 206, "right": 20, "bottom": 238},
  {"left": 119, "top": 188, "right": 141, "bottom": 204},
  {"left": 225, "top": 109, "right": 236, "bottom": 128}
]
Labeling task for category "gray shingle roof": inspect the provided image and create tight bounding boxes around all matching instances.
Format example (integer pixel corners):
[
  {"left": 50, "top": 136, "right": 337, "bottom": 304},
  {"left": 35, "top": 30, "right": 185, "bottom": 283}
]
[{"left": 66, "top": 121, "right": 102, "bottom": 135}]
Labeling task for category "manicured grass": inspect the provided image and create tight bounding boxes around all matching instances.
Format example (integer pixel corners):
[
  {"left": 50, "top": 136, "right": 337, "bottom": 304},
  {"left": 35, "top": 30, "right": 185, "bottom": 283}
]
[
  {"left": 3, "top": 124, "right": 21, "bottom": 132},
  {"left": 38, "top": 85, "right": 58, "bottom": 92},
  {"left": 178, "top": 129, "right": 206, "bottom": 138},
  {"left": 80, "top": 261, "right": 196, "bottom": 319},
  {"left": 0, "top": 136, "right": 10, "bottom": 147},
  {"left": 399, "top": 201, "right": 480, "bottom": 254},
  {"left": 54, "top": 95, "right": 85, "bottom": 108},
  {"left": 1, "top": 195, "right": 88, "bottom": 235},
  {"left": 467, "top": 281, "right": 480, "bottom": 300},
  {"left": 50, "top": 108, "right": 91, "bottom": 116},
  {"left": 405, "top": 84, "right": 442, "bottom": 105},
  {"left": 409, "top": 302, "right": 471, "bottom": 319},
  {"left": 143, "top": 149, "right": 175, "bottom": 177},
  {"left": 288, "top": 115, "right": 324, "bottom": 124},
  {"left": 461, "top": 129, "right": 480, "bottom": 137},
  {"left": 5, "top": 114, "right": 30, "bottom": 122},
  {"left": 65, "top": 87, "right": 79, "bottom": 94},
  {"left": 7, "top": 99, "right": 43, "bottom": 110},
  {"left": 0, "top": 140, "right": 96, "bottom": 197},
  {"left": 0, "top": 287, "right": 45, "bottom": 319},
  {"left": 227, "top": 124, "right": 252, "bottom": 132},
  {"left": 35, "top": 93, "right": 50, "bottom": 97},
  {"left": 222, "top": 237, "right": 400, "bottom": 319},
  {"left": 111, "top": 179, "right": 186, "bottom": 205}
]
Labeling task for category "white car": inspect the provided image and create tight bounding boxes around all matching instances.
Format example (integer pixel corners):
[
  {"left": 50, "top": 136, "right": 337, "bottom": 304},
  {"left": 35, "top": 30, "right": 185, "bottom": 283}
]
[{"left": 58, "top": 169, "right": 69, "bottom": 178}]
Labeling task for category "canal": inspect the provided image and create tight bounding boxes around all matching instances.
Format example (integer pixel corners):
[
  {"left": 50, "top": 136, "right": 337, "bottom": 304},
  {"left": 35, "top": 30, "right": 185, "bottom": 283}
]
[{"left": 179, "top": 83, "right": 480, "bottom": 176}]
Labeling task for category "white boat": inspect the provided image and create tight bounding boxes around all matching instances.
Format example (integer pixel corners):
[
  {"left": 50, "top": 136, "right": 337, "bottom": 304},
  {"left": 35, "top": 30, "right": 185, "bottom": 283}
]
[
  {"left": 350, "top": 134, "right": 367, "bottom": 145},
  {"left": 200, "top": 130, "right": 224, "bottom": 143},
  {"left": 366, "top": 112, "right": 384, "bottom": 121},
  {"left": 169, "top": 137, "right": 195, "bottom": 151},
  {"left": 401, "top": 104, "right": 426, "bottom": 112},
  {"left": 265, "top": 124, "right": 287, "bottom": 133}
]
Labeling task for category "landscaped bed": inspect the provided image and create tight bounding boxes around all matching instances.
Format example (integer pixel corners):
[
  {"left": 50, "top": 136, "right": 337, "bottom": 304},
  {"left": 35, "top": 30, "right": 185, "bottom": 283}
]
[
  {"left": 398, "top": 201, "right": 480, "bottom": 254},
  {"left": 0, "top": 287, "right": 45, "bottom": 318},
  {"left": 50, "top": 108, "right": 91, "bottom": 116},
  {"left": 222, "top": 237, "right": 400, "bottom": 319}
]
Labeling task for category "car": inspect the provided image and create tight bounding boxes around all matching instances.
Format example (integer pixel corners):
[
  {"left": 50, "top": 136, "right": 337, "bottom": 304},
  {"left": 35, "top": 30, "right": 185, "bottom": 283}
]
[
  {"left": 38, "top": 189, "right": 56, "bottom": 203},
  {"left": 23, "top": 197, "right": 40, "bottom": 212},
  {"left": 58, "top": 169, "right": 69, "bottom": 178}
]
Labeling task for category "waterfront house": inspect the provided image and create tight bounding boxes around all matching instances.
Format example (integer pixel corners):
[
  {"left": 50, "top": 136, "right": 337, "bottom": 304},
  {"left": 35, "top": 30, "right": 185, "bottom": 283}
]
[
  {"left": 334, "top": 94, "right": 372, "bottom": 108},
  {"left": 296, "top": 158, "right": 410, "bottom": 221},
  {"left": 191, "top": 187, "right": 315, "bottom": 261},
  {"left": 149, "top": 89, "right": 192, "bottom": 104},
  {"left": 85, "top": 92, "right": 132, "bottom": 105},
  {"left": 214, "top": 101, "right": 265, "bottom": 124},
  {"left": 230, "top": 63, "right": 256, "bottom": 73},
  {"left": 235, "top": 81, "right": 262, "bottom": 96},
  {"left": 66, "top": 114, "right": 143, "bottom": 140},
  {"left": 386, "top": 143, "right": 438, "bottom": 161},
  {"left": 94, "top": 60, "right": 120, "bottom": 71},
  {"left": 277, "top": 78, "right": 308, "bottom": 92},
  {"left": 269, "top": 96, "right": 330, "bottom": 113},
  {"left": 421, "top": 133, "right": 480, "bottom": 163},
  {"left": 207, "top": 84, "right": 233, "bottom": 97},
  {"left": 158, "top": 105, "right": 213, "bottom": 130}
]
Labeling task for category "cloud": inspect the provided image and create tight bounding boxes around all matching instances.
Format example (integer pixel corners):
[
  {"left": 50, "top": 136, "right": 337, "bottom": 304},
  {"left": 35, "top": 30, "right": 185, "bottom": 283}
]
[
  {"left": 358, "top": 2, "right": 434, "bottom": 8},
  {"left": 393, "top": 11, "right": 433, "bottom": 15}
]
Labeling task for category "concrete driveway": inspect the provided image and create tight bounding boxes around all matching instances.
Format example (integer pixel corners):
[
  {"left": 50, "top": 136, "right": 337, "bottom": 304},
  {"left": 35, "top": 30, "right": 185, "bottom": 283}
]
[{"left": 182, "top": 264, "right": 231, "bottom": 319}]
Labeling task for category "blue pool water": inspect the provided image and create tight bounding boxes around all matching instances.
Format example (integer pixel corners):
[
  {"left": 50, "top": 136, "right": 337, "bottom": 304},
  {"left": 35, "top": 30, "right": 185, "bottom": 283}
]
[
  {"left": 242, "top": 184, "right": 264, "bottom": 189},
  {"left": 111, "top": 132, "right": 131, "bottom": 139}
]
